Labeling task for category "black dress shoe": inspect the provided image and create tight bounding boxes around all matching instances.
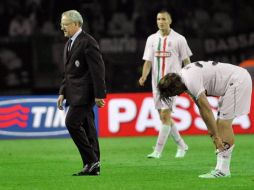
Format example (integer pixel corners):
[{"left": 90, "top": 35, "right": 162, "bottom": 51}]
[{"left": 73, "top": 162, "right": 100, "bottom": 176}]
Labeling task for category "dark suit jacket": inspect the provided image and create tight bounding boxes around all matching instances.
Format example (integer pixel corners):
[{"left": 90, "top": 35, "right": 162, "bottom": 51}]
[{"left": 59, "top": 31, "right": 106, "bottom": 106}]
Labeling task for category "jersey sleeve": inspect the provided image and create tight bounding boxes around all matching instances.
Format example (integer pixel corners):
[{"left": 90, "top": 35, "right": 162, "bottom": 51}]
[
  {"left": 182, "top": 67, "right": 205, "bottom": 100},
  {"left": 178, "top": 37, "right": 193, "bottom": 61},
  {"left": 143, "top": 36, "right": 153, "bottom": 62}
]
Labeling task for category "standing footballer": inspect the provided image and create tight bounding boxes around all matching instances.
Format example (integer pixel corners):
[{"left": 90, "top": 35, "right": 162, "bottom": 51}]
[{"left": 139, "top": 10, "right": 192, "bottom": 158}]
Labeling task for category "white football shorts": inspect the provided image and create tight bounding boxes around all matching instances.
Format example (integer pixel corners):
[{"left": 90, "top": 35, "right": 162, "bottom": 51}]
[{"left": 218, "top": 70, "right": 252, "bottom": 120}]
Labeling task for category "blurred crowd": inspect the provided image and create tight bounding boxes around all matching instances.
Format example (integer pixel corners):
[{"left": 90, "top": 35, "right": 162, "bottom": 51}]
[
  {"left": 0, "top": 0, "right": 254, "bottom": 94},
  {"left": 1, "top": 0, "right": 254, "bottom": 39}
]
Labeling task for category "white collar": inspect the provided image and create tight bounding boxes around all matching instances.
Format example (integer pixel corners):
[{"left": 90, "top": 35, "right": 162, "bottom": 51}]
[{"left": 70, "top": 28, "right": 82, "bottom": 42}]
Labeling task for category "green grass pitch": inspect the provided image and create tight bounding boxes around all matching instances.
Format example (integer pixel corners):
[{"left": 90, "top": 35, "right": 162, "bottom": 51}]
[{"left": 0, "top": 135, "right": 254, "bottom": 190}]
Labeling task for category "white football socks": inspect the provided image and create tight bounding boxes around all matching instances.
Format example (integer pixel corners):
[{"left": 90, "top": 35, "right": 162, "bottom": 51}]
[
  {"left": 170, "top": 124, "right": 187, "bottom": 149},
  {"left": 215, "top": 144, "right": 235, "bottom": 174},
  {"left": 154, "top": 124, "right": 171, "bottom": 154}
]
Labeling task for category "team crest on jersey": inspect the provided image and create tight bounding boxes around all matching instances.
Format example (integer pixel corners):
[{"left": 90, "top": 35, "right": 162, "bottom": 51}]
[
  {"left": 155, "top": 51, "right": 171, "bottom": 58},
  {"left": 75, "top": 60, "right": 80, "bottom": 67}
]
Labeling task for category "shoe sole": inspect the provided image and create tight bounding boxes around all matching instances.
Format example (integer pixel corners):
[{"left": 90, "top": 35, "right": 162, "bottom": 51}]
[{"left": 199, "top": 175, "right": 231, "bottom": 179}]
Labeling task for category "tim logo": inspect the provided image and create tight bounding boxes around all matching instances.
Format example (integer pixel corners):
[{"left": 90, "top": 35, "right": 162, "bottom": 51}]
[
  {"left": 0, "top": 105, "right": 30, "bottom": 128},
  {"left": 0, "top": 96, "right": 69, "bottom": 139}
]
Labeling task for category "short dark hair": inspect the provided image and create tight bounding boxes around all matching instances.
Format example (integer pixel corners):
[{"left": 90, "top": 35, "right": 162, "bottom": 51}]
[
  {"left": 157, "top": 73, "right": 185, "bottom": 103},
  {"left": 157, "top": 10, "right": 172, "bottom": 20}
]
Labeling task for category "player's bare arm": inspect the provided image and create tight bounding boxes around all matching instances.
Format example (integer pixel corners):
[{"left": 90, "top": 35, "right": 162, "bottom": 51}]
[
  {"left": 139, "top": 60, "right": 152, "bottom": 86},
  {"left": 196, "top": 92, "right": 224, "bottom": 151}
]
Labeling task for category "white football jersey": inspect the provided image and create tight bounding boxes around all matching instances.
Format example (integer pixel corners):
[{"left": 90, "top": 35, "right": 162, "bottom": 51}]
[
  {"left": 180, "top": 61, "right": 249, "bottom": 99},
  {"left": 143, "top": 29, "right": 192, "bottom": 92}
]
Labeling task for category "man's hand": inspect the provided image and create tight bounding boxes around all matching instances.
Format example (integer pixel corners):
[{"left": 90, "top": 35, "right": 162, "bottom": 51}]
[
  {"left": 139, "top": 76, "right": 147, "bottom": 86},
  {"left": 212, "top": 136, "right": 224, "bottom": 152},
  {"left": 95, "top": 98, "right": 105, "bottom": 108},
  {"left": 57, "top": 95, "right": 64, "bottom": 110}
]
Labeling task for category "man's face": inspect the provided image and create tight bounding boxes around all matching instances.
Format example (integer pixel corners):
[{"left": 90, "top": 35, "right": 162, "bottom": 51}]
[
  {"left": 60, "top": 16, "right": 79, "bottom": 37},
  {"left": 157, "top": 13, "right": 171, "bottom": 30}
]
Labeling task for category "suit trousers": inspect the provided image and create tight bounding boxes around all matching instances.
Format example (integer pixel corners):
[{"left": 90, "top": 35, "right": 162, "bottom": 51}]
[{"left": 65, "top": 104, "right": 100, "bottom": 166}]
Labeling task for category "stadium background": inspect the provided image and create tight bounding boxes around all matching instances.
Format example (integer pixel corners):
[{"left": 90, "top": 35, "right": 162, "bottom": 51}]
[
  {"left": 0, "top": 0, "right": 253, "bottom": 139},
  {"left": 0, "top": 0, "right": 254, "bottom": 95},
  {"left": 0, "top": 0, "right": 254, "bottom": 138}
]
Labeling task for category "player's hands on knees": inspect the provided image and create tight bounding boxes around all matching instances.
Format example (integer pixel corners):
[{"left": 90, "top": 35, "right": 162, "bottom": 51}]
[
  {"left": 95, "top": 98, "right": 105, "bottom": 108},
  {"left": 57, "top": 95, "right": 64, "bottom": 110},
  {"left": 139, "top": 76, "right": 147, "bottom": 86}
]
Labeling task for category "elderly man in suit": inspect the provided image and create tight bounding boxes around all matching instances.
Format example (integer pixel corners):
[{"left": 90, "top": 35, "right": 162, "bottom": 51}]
[{"left": 57, "top": 10, "right": 106, "bottom": 176}]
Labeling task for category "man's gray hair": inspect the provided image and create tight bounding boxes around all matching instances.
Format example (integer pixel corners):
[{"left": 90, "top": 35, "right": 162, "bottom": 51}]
[{"left": 62, "top": 10, "right": 83, "bottom": 27}]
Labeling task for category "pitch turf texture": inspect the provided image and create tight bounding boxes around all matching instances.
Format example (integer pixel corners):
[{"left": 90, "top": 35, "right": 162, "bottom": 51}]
[{"left": 0, "top": 135, "right": 253, "bottom": 190}]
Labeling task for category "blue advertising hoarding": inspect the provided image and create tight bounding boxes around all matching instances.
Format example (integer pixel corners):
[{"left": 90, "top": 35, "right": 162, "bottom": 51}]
[{"left": 0, "top": 96, "right": 98, "bottom": 139}]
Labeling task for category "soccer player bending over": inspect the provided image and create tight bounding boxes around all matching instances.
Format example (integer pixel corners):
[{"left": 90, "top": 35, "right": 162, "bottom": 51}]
[{"left": 158, "top": 61, "right": 252, "bottom": 178}]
